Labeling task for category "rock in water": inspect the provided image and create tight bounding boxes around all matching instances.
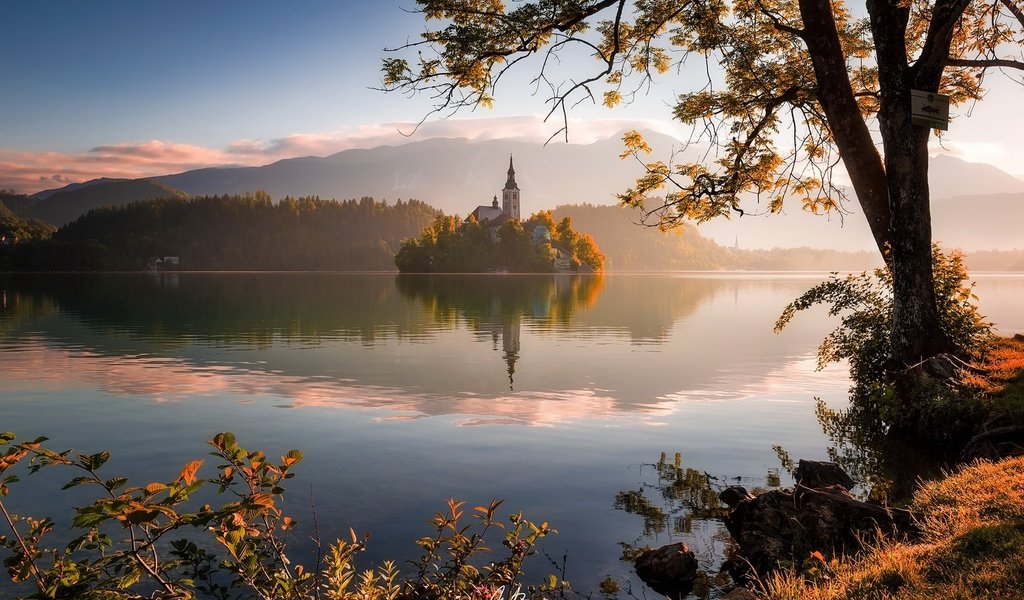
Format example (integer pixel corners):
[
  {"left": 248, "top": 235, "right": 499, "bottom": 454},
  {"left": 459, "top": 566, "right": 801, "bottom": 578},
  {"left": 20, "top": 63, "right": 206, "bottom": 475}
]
[
  {"left": 634, "top": 542, "right": 699, "bottom": 600},
  {"left": 794, "top": 459, "right": 856, "bottom": 490},
  {"left": 720, "top": 485, "right": 755, "bottom": 508},
  {"left": 723, "top": 478, "right": 919, "bottom": 576}
]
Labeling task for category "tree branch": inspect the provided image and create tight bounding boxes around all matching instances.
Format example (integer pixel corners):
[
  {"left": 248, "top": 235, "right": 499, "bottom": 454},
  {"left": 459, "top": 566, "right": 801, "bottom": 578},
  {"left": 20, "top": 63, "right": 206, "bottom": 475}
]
[{"left": 946, "top": 57, "right": 1024, "bottom": 70}]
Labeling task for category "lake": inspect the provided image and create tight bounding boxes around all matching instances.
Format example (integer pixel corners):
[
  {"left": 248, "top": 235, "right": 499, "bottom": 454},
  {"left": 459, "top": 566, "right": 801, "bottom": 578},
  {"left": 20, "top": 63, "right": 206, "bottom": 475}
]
[{"left": 1, "top": 272, "right": 1021, "bottom": 597}]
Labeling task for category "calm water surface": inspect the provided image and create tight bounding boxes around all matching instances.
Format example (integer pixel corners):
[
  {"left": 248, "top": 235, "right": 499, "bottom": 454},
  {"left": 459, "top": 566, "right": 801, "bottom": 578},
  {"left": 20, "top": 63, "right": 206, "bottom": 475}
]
[{"left": 1, "top": 272, "right": 1021, "bottom": 595}]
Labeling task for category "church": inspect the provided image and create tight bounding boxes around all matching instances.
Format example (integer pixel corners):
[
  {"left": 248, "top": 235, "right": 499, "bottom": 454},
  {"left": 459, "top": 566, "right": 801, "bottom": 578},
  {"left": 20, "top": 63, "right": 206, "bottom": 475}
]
[{"left": 467, "top": 155, "right": 521, "bottom": 225}]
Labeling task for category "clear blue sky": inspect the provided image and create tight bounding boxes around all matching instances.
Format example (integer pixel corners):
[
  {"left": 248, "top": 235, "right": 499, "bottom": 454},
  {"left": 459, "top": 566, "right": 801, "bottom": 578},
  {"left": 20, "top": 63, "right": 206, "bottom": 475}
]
[{"left": 1, "top": 0, "right": 1021, "bottom": 193}]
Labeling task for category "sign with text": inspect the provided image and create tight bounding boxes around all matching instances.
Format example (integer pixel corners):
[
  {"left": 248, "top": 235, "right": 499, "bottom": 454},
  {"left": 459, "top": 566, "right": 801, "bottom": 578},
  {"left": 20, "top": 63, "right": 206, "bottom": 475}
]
[{"left": 911, "top": 89, "right": 950, "bottom": 130}]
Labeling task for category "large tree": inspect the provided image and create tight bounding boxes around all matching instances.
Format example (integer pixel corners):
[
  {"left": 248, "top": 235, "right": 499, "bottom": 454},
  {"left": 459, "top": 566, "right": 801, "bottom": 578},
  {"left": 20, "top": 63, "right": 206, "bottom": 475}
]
[{"left": 381, "top": 0, "right": 1023, "bottom": 371}]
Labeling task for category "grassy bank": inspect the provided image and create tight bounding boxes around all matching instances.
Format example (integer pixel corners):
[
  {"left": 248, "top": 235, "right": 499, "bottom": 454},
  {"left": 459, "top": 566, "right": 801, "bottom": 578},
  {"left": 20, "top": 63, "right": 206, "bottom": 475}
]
[
  {"left": 761, "top": 455, "right": 1024, "bottom": 599},
  {"left": 758, "top": 335, "right": 1024, "bottom": 600}
]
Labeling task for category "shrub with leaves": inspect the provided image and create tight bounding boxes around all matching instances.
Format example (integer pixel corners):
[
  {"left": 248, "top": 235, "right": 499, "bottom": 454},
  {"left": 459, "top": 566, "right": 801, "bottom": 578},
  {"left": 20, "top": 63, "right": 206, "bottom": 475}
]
[
  {"left": 0, "top": 432, "right": 559, "bottom": 599},
  {"left": 775, "top": 246, "right": 992, "bottom": 388}
]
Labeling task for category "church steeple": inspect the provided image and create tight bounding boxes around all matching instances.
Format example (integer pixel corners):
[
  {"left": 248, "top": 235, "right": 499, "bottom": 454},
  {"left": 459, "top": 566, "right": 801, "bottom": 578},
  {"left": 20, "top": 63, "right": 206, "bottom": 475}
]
[
  {"left": 505, "top": 154, "right": 518, "bottom": 190},
  {"left": 502, "top": 154, "right": 521, "bottom": 220}
]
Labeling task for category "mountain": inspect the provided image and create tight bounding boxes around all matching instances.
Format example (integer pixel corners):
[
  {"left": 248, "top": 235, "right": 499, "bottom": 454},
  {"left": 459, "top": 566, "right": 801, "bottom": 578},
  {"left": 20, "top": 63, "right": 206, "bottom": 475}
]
[
  {"left": 552, "top": 204, "right": 730, "bottom": 270},
  {"left": 153, "top": 132, "right": 687, "bottom": 214},
  {"left": 932, "top": 192, "right": 1024, "bottom": 250},
  {"left": 929, "top": 155, "right": 1024, "bottom": 199},
  {"left": 551, "top": 204, "right": 880, "bottom": 270},
  {"left": 698, "top": 155, "right": 1024, "bottom": 251},
  {"left": 29, "top": 136, "right": 1024, "bottom": 251},
  {"left": 31, "top": 177, "right": 132, "bottom": 200},
  {"left": 22, "top": 179, "right": 188, "bottom": 226}
]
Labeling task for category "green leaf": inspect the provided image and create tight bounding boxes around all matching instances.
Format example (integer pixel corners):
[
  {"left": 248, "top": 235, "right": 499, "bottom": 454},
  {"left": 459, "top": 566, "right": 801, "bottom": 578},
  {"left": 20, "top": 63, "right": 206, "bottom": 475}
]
[
  {"left": 61, "top": 476, "right": 96, "bottom": 490},
  {"left": 72, "top": 510, "right": 109, "bottom": 529},
  {"left": 125, "top": 509, "right": 160, "bottom": 525},
  {"left": 78, "top": 451, "right": 110, "bottom": 471}
]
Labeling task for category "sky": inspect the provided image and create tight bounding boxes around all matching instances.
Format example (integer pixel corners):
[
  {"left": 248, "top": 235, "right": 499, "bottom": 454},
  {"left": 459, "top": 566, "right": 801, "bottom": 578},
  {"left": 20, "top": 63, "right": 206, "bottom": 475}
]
[{"left": 2, "top": 0, "right": 1023, "bottom": 194}]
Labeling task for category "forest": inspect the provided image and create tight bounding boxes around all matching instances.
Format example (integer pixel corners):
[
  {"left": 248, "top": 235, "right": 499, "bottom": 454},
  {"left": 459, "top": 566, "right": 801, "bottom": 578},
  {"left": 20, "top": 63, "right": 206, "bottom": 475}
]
[{"left": 0, "top": 192, "right": 439, "bottom": 271}]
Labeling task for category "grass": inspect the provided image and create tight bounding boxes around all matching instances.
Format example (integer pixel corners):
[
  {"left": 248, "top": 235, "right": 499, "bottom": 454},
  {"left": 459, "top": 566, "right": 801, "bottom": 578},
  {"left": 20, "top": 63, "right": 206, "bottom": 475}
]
[
  {"left": 757, "top": 456, "right": 1024, "bottom": 599},
  {"left": 971, "top": 335, "right": 1024, "bottom": 420},
  {"left": 754, "top": 336, "right": 1024, "bottom": 599}
]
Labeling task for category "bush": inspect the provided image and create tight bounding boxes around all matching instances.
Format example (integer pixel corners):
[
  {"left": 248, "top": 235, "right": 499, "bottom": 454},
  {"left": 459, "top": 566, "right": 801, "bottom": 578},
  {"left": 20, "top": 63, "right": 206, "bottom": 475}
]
[
  {"left": 775, "top": 247, "right": 993, "bottom": 441},
  {"left": 0, "top": 432, "right": 560, "bottom": 599},
  {"left": 775, "top": 246, "right": 992, "bottom": 388}
]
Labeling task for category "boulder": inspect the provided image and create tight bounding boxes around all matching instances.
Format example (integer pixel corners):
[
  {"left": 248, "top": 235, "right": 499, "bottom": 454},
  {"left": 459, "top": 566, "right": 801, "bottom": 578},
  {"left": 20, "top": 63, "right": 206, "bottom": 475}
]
[
  {"left": 794, "top": 460, "right": 855, "bottom": 491},
  {"left": 634, "top": 542, "right": 699, "bottom": 600},
  {"left": 724, "top": 474, "right": 919, "bottom": 575}
]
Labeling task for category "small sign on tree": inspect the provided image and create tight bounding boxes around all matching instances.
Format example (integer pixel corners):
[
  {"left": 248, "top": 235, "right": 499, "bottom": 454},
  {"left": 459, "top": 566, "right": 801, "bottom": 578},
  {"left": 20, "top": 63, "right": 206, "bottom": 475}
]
[{"left": 911, "top": 90, "right": 950, "bottom": 130}]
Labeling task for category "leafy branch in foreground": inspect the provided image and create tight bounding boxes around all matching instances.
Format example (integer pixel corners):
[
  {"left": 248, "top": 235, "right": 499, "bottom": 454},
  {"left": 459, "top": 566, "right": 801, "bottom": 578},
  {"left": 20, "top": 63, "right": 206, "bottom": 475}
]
[{"left": 0, "top": 432, "right": 560, "bottom": 599}]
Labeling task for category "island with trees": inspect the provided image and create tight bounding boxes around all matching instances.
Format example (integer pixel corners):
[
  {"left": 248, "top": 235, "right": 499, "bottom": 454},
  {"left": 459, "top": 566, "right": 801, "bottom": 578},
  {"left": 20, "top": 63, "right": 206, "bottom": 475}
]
[
  {"left": 394, "top": 210, "right": 604, "bottom": 273},
  {"left": 394, "top": 155, "right": 605, "bottom": 273}
]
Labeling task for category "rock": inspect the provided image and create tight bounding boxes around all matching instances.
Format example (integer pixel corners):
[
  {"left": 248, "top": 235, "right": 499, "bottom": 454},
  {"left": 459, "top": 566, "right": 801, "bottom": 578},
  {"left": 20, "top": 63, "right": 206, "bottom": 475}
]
[
  {"left": 720, "top": 485, "right": 755, "bottom": 508},
  {"left": 794, "top": 460, "right": 855, "bottom": 491},
  {"left": 1013, "top": 333, "right": 1024, "bottom": 342},
  {"left": 724, "top": 482, "right": 920, "bottom": 576},
  {"left": 634, "top": 542, "right": 699, "bottom": 600}
]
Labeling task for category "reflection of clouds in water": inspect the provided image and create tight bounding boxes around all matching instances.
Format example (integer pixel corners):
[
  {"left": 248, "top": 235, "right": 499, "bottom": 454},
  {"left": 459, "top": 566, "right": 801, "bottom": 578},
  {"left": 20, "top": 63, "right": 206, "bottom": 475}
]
[
  {"left": 658, "top": 355, "right": 850, "bottom": 404},
  {"left": 0, "top": 342, "right": 672, "bottom": 427}
]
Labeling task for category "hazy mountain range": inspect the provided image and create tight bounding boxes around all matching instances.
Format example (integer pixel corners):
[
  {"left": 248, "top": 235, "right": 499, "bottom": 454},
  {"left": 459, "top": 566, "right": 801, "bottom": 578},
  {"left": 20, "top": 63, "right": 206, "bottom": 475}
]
[{"left": 16, "top": 132, "right": 1024, "bottom": 251}]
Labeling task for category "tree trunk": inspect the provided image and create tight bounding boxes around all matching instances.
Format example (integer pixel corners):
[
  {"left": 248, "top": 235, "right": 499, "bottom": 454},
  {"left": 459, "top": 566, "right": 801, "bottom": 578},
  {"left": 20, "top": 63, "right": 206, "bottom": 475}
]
[
  {"left": 882, "top": 122, "right": 950, "bottom": 366},
  {"left": 868, "top": 0, "right": 953, "bottom": 367}
]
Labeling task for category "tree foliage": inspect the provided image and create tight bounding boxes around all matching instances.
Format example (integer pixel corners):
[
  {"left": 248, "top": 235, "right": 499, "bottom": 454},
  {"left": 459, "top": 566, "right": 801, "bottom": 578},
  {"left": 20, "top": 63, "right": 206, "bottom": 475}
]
[
  {"left": 394, "top": 211, "right": 605, "bottom": 272},
  {"left": 775, "top": 246, "right": 992, "bottom": 387},
  {"left": 0, "top": 193, "right": 54, "bottom": 242}
]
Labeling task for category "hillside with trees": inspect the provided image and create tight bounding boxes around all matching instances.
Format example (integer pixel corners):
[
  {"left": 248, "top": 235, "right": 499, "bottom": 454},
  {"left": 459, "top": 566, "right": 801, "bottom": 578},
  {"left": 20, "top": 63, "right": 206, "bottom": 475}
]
[
  {"left": 552, "top": 204, "right": 880, "bottom": 271},
  {"left": 19, "top": 179, "right": 190, "bottom": 226},
  {"left": 394, "top": 211, "right": 604, "bottom": 273},
  {"left": 0, "top": 193, "right": 439, "bottom": 271},
  {"left": 0, "top": 191, "right": 55, "bottom": 242}
]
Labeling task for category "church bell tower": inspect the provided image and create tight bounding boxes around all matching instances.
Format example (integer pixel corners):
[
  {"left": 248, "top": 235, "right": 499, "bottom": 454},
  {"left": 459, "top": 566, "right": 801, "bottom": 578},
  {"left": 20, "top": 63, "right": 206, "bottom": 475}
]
[{"left": 502, "top": 155, "right": 520, "bottom": 221}]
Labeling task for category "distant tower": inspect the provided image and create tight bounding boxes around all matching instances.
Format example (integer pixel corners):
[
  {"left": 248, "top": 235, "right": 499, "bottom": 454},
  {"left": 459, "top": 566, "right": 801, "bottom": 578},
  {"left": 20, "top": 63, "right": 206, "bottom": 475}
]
[{"left": 502, "top": 155, "right": 521, "bottom": 221}]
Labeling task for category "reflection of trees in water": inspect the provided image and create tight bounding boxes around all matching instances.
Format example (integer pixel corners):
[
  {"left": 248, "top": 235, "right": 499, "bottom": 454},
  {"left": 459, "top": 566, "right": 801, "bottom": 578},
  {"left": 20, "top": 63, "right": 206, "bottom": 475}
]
[
  {"left": 397, "top": 274, "right": 604, "bottom": 389},
  {"left": 571, "top": 276, "right": 726, "bottom": 343},
  {"left": 0, "top": 273, "right": 435, "bottom": 348},
  {"left": 614, "top": 452, "right": 729, "bottom": 538},
  {"left": 812, "top": 396, "right": 950, "bottom": 503},
  {"left": 613, "top": 452, "right": 739, "bottom": 599},
  {"left": 395, "top": 274, "right": 604, "bottom": 326}
]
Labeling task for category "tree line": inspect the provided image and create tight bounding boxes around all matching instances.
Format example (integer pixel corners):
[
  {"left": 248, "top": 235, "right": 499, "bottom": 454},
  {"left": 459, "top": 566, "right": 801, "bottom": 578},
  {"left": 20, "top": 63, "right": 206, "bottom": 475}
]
[{"left": 0, "top": 192, "right": 439, "bottom": 271}]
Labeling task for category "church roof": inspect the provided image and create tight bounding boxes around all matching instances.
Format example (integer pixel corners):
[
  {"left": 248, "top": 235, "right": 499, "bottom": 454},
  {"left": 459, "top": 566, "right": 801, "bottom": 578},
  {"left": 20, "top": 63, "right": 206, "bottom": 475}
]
[{"left": 468, "top": 205, "right": 504, "bottom": 223}]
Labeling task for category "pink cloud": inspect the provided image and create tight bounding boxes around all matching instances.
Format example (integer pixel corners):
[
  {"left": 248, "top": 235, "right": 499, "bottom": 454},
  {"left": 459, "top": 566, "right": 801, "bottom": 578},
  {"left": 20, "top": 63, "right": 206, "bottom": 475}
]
[{"left": 0, "top": 116, "right": 684, "bottom": 194}]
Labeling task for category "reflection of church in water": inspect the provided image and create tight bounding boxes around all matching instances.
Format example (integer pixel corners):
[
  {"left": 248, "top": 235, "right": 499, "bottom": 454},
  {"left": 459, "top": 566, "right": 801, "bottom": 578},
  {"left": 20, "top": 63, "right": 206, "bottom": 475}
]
[{"left": 477, "top": 314, "right": 521, "bottom": 392}]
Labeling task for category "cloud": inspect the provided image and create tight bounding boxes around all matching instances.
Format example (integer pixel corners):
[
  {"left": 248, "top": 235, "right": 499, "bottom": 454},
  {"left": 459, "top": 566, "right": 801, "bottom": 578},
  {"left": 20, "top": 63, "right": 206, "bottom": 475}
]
[{"left": 0, "top": 115, "right": 688, "bottom": 194}]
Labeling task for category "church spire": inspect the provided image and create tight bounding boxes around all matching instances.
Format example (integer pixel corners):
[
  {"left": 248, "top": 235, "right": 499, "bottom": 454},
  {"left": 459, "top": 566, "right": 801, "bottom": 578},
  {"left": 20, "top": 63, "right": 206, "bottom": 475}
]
[
  {"left": 501, "top": 154, "right": 521, "bottom": 220},
  {"left": 505, "top": 154, "right": 518, "bottom": 190}
]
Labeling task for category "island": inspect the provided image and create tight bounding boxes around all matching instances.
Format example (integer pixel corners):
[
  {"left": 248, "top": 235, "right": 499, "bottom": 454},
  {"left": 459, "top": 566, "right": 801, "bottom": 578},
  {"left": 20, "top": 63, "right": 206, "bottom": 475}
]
[{"left": 394, "top": 156, "right": 605, "bottom": 273}]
